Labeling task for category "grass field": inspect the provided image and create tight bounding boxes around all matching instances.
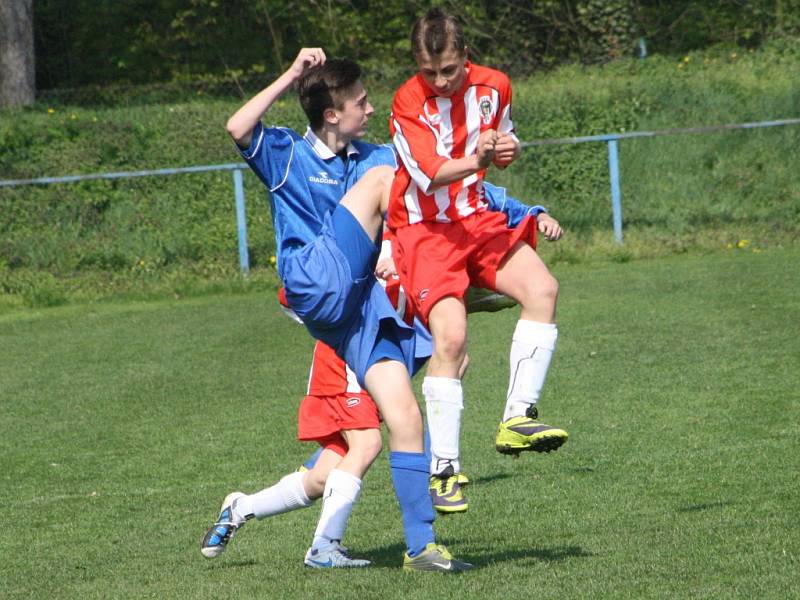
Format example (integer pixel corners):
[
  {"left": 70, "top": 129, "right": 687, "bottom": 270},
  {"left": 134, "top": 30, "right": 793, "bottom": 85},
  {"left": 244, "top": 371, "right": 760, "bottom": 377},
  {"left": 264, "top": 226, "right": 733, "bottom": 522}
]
[{"left": 2, "top": 247, "right": 799, "bottom": 599}]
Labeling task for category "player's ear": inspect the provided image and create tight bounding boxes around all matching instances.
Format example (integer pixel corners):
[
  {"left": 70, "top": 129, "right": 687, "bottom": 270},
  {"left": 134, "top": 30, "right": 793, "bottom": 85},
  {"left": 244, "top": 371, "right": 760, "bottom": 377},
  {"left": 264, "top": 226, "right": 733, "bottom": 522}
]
[{"left": 323, "top": 107, "right": 339, "bottom": 125}]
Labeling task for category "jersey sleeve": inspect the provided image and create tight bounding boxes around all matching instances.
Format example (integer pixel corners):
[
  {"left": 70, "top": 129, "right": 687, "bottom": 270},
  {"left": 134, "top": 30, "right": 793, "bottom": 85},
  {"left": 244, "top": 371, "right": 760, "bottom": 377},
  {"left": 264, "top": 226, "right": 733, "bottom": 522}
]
[
  {"left": 375, "top": 143, "right": 399, "bottom": 169},
  {"left": 483, "top": 181, "right": 546, "bottom": 228},
  {"left": 390, "top": 86, "right": 448, "bottom": 194},
  {"left": 238, "top": 123, "right": 295, "bottom": 192},
  {"left": 496, "top": 73, "right": 518, "bottom": 141}
]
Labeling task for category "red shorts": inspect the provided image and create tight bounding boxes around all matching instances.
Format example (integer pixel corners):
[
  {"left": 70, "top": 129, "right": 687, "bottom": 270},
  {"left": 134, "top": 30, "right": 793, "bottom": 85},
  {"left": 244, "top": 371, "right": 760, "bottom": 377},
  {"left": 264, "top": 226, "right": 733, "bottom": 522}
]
[
  {"left": 314, "top": 434, "right": 349, "bottom": 457},
  {"left": 297, "top": 391, "right": 381, "bottom": 443},
  {"left": 392, "top": 211, "right": 537, "bottom": 324}
]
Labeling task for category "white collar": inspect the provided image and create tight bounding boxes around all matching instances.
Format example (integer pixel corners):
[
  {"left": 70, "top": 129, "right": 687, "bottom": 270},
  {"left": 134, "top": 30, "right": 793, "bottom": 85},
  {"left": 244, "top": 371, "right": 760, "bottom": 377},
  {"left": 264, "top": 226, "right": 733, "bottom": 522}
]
[{"left": 304, "top": 127, "right": 359, "bottom": 159}]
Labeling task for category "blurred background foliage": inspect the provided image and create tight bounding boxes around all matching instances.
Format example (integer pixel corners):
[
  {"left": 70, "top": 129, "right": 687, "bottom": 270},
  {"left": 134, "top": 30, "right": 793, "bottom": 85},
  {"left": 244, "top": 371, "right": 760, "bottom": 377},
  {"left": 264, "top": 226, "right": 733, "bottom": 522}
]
[{"left": 34, "top": 0, "right": 800, "bottom": 91}]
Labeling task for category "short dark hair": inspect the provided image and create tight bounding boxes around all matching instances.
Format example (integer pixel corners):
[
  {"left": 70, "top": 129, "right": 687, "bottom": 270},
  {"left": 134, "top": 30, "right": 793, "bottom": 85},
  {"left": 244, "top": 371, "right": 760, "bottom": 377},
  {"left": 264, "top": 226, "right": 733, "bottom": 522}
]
[
  {"left": 410, "top": 8, "right": 466, "bottom": 59},
  {"left": 297, "top": 58, "right": 362, "bottom": 130}
]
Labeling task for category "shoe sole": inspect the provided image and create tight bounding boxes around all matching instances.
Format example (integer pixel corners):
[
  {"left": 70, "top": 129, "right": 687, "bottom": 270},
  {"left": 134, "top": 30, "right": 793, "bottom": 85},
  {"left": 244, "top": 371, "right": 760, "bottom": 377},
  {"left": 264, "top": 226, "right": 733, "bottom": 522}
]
[
  {"left": 403, "top": 561, "right": 474, "bottom": 572},
  {"left": 304, "top": 560, "right": 371, "bottom": 568},
  {"left": 433, "top": 503, "right": 469, "bottom": 514},
  {"left": 495, "top": 432, "right": 568, "bottom": 456}
]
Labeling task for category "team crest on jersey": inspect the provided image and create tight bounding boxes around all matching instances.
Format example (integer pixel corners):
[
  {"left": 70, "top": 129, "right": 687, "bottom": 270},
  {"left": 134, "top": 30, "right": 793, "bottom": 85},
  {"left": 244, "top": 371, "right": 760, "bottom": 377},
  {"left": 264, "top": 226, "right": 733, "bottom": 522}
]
[
  {"left": 309, "top": 170, "right": 338, "bottom": 185},
  {"left": 346, "top": 397, "right": 361, "bottom": 407},
  {"left": 478, "top": 96, "right": 495, "bottom": 125}
]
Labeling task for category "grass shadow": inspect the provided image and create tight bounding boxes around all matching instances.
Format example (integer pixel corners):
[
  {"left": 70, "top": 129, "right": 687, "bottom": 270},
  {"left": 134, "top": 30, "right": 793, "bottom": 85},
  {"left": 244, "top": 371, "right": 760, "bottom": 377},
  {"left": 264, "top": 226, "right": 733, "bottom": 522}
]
[
  {"left": 676, "top": 500, "right": 735, "bottom": 513},
  {"left": 364, "top": 542, "right": 594, "bottom": 569},
  {"left": 469, "top": 544, "right": 595, "bottom": 566},
  {"left": 359, "top": 542, "right": 408, "bottom": 568},
  {"left": 466, "top": 472, "right": 514, "bottom": 485},
  {"left": 203, "top": 558, "right": 260, "bottom": 570}
]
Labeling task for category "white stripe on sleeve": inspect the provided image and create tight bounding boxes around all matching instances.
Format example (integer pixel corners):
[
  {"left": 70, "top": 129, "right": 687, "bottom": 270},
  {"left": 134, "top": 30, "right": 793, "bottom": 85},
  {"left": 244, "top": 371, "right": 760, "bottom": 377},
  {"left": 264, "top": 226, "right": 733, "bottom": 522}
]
[{"left": 393, "top": 119, "right": 434, "bottom": 193}]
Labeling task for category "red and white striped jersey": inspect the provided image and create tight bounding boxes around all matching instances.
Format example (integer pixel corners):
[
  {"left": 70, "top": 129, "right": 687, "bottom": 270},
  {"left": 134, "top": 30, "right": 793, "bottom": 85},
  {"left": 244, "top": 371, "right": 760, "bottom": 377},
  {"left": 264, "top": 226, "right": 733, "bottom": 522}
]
[{"left": 388, "top": 62, "right": 516, "bottom": 229}]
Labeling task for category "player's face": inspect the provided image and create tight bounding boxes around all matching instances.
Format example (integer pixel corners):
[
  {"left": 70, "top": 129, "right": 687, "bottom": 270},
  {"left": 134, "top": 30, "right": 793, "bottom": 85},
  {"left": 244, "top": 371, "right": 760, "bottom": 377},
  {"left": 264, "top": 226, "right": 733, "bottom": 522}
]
[
  {"left": 415, "top": 47, "right": 468, "bottom": 98},
  {"left": 335, "top": 81, "right": 374, "bottom": 140}
]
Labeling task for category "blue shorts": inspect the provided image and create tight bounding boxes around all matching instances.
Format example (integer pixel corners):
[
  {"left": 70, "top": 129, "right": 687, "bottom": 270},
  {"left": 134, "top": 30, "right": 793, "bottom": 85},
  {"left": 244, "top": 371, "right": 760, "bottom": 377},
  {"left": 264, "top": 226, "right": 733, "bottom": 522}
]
[{"left": 283, "top": 205, "right": 417, "bottom": 386}]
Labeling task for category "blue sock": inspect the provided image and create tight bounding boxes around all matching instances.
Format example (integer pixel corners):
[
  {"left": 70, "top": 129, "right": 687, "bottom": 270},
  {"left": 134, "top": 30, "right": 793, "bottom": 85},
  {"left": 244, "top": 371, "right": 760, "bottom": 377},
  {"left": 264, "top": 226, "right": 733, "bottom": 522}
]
[
  {"left": 390, "top": 451, "right": 436, "bottom": 557},
  {"left": 303, "top": 447, "right": 323, "bottom": 470}
]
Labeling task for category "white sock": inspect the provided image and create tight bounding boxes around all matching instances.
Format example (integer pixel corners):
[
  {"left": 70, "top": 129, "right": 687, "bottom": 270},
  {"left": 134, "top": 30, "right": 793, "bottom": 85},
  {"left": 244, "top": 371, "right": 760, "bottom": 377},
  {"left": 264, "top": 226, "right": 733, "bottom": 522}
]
[
  {"left": 233, "top": 471, "right": 312, "bottom": 521},
  {"left": 503, "top": 320, "right": 558, "bottom": 421},
  {"left": 422, "top": 376, "right": 463, "bottom": 475},
  {"left": 311, "top": 469, "right": 362, "bottom": 548}
]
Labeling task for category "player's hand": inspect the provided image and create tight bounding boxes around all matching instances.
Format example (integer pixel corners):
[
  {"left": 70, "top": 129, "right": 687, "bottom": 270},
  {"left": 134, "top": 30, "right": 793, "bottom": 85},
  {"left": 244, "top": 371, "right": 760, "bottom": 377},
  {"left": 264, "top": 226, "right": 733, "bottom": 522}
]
[
  {"left": 288, "top": 48, "right": 326, "bottom": 79},
  {"left": 537, "top": 213, "right": 563, "bottom": 241},
  {"left": 476, "top": 129, "right": 498, "bottom": 169},
  {"left": 375, "top": 256, "right": 398, "bottom": 280},
  {"left": 492, "top": 132, "right": 520, "bottom": 168}
]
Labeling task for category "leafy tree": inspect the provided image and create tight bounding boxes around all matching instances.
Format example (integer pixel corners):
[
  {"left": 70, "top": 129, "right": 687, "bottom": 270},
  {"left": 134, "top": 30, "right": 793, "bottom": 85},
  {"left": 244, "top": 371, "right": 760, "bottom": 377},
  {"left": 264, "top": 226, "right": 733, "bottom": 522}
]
[{"left": 30, "top": 0, "right": 800, "bottom": 91}]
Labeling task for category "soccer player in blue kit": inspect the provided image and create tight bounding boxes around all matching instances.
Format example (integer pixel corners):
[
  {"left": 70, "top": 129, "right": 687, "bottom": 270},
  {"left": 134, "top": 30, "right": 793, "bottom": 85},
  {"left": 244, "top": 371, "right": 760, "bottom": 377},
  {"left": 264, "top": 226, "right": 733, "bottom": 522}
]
[{"left": 216, "top": 47, "right": 471, "bottom": 572}]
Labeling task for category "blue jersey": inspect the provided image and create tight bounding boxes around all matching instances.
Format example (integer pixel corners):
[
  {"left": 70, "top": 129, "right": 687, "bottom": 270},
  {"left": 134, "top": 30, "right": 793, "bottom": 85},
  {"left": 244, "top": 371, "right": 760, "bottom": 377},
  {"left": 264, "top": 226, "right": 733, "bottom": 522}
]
[{"left": 240, "top": 123, "right": 396, "bottom": 279}]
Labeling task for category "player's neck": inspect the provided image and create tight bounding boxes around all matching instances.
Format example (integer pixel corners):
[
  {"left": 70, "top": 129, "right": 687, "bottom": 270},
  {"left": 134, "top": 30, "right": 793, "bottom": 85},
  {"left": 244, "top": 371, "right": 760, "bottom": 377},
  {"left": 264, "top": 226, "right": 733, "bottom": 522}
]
[{"left": 314, "top": 125, "right": 352, "bottom": 156}]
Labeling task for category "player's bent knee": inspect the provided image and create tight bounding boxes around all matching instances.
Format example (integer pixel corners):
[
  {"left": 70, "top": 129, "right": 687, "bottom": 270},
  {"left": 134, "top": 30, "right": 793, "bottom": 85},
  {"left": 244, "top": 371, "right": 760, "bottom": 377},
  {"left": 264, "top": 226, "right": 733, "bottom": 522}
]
[
  {"left": 522, "top": 272, "right": 558, "bottom": 305},
  {"left": 304, "top": 468, "right": 329, "bottom": 497},
  {"left": 541, "top": 273, "right": 559, "bottom": 300},
  {"left": 385, "top": 404, "right": 423, "bottom": 438},
  {"left": 359, "top": 165, "right": 393, "bottom": 192},
  {"left": 433, "top": 327, "right": 467, "bottom": 361},
  {"left": 344, "top": 429, "right": 383, "bottom": 462}
]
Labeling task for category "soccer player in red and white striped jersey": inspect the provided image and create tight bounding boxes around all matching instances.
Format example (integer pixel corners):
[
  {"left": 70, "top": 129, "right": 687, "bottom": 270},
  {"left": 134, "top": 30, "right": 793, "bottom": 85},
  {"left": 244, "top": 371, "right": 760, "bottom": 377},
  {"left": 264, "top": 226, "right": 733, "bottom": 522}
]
[{"left": 388, "top": 8, "right": 569, "bottom": 513}]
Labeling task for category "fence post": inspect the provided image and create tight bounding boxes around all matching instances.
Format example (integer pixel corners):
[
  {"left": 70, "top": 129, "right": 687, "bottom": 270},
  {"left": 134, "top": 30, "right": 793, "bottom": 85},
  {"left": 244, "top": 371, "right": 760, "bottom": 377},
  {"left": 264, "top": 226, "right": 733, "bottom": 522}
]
[
  {"left": 607, "top": 138, "right": 624, "bottom": 244},
  {"left": 232, "top": 168, "right": 250, "bottom": 273}
]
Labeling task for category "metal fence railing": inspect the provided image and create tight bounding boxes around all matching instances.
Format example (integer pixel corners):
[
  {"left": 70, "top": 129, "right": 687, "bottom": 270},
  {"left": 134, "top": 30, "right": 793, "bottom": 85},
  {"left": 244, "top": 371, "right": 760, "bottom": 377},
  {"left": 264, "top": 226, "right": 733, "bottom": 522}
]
[{"left": 2, "top": 117, "right": 799, "bottom": 273}]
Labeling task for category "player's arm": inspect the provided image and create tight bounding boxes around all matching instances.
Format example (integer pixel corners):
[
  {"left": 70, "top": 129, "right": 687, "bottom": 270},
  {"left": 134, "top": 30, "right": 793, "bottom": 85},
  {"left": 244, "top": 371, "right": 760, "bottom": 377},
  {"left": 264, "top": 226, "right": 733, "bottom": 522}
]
[
  {"left": 483, "top": 181, "right": 562, "bottom": 241},
  {"left": 492, "top": 132, "right": 521, "bottom": 169},
  {"left": 535, "top": 212, "right": 563, "bottom": 241},
  {"left": 375, "top": 228, "right": 398, "bottom": 280},
  {"left": 429, "top": 129, "right": 498, "bottom": 189},
  {"left": 391, "top": 92, "right": 497, "bottom": 193},
  {"left": 226, "top": 48, "right": 326, "bottom": 148}
]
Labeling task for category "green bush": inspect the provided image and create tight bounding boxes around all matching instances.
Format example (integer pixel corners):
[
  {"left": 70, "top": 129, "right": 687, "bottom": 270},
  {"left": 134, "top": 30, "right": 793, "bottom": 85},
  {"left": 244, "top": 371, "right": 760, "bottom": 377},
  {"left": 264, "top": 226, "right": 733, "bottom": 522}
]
[
  {"left": 0, "top": 267, "right": 67, "bottom": 308},
  {"left": 1, "top": 39, "right": 798, "bottom": 305}
]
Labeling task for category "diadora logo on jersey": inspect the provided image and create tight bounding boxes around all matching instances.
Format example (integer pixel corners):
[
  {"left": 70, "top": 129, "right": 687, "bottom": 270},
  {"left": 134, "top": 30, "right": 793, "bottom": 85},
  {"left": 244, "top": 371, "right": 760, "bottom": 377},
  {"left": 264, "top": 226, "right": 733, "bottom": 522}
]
[
  {"left": 309, "top": 170, "right": 338, "bottom": 185},
  {"left": 418, "top": 288, "right": 429, "bottom": 303},
  {"left": 478, "top": 96, "right": 495, "bottom": 125},
  {"left": 346, "top": 397, "right": 360, "bottom": 407}
]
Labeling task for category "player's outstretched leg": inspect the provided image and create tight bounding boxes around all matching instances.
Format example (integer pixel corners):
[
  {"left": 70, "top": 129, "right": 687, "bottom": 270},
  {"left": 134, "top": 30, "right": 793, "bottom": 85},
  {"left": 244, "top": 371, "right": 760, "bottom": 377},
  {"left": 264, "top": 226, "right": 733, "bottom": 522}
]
[
  {"left": 200, "top": 470, "right": 316, "bottom": 558},
  {"left": 200, "top": 492, "right": 248, "bottom": 558}
]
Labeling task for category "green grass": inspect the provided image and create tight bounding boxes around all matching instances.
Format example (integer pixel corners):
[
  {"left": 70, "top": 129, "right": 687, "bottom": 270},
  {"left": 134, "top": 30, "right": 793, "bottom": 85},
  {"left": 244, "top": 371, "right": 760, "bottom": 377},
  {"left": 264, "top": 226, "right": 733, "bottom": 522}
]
[{"left": 2, "top": 247, "right": 799, "bottom": 598}]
